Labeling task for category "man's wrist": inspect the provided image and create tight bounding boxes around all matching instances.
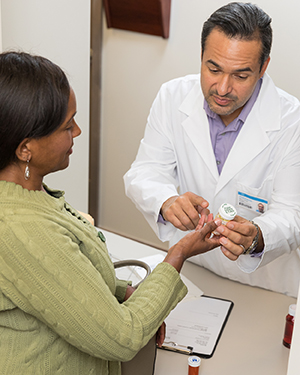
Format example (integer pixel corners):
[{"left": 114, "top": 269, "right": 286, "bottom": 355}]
[
  {"left": 158, "top": 211, "right": 167, "bottom": 224},
  {"left": 243, "top": 221, "right": 264, "bottom": 256}
]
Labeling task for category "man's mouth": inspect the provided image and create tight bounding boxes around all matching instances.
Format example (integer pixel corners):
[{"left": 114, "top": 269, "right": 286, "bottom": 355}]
[{"left": 213, "top": 95, "right": 232, "bottom": 106}]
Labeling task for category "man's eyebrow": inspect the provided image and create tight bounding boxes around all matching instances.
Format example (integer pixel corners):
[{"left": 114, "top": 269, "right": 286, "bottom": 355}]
[
  {"left": 234, "top": 67, "right": 253, "bottom": 73},
  {"left": 206, "top": 59, "right": 221, "bottom": 69},
  {"left": 206, "top": 59, "right": 253, "bottom": 73}
]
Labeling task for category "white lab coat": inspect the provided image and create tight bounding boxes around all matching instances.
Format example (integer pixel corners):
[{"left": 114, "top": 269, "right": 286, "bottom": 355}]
[{"left": 124, "top": 74, "right": 300, "bottom": 297}]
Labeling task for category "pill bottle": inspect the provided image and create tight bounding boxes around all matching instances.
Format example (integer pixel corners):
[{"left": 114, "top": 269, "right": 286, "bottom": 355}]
[
  {"left": 283, "top": 304, "right": 297, "bottom": 348},
  {"left": 188, "top": 355, "right": 201, "bottom": 375},
  {"left": 214, "top": 203, "right": 237, "bottom": 235}
]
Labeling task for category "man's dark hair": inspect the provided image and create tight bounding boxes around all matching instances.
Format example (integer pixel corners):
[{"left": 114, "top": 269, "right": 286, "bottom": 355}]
[
  {"left": 201, "top": 2, "right": 272, "bottom": 70},
  {"left": 0, "top": 51, "right": 70, "bottom": 170}
]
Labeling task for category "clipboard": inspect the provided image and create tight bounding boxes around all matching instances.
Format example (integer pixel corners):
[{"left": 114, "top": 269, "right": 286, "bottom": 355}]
[{"left": 159, "top": 295, "right": 234, "bottom": 358}]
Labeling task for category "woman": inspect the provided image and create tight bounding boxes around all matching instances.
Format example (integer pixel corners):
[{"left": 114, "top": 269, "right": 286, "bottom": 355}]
[{"left": 0, "top": 51, "right": 221, "bottom": 374}]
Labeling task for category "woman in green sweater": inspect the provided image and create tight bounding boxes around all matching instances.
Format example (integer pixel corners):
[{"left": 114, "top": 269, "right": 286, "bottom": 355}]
[{"left": 0, "top": 52, "right": 221, "bottom": 374}]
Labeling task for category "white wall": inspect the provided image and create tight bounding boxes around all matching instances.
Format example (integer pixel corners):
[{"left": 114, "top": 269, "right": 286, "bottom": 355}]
[
  {"left": 1, "top": 0, "right": 90, "bottom": 212},
  {"left": 100, "top": 0, "right": 300, "bottom": 249}
]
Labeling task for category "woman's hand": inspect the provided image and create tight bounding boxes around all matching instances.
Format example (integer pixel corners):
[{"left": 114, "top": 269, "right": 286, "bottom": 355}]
[
  {"left": 163, "top": 217, "right": 222, "bottom": 273},
  {"left": 124, "top": 285, "right": 136, "bottom": 301},
  {"left": 156, "top": 322, "right": 166, "bottom": 347}
]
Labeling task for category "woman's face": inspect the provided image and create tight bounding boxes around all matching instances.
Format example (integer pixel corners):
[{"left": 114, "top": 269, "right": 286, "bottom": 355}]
[{"left": 28, "top": 89, "right": 81, "bottom": 178}]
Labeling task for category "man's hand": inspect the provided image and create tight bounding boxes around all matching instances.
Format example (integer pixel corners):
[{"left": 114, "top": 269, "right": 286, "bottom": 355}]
[
  {"left": 215, "top": 216, "right": 264, "bottom": 260},
  {"left": 161, "top": 192, "right": 210, "bottom": 231}
]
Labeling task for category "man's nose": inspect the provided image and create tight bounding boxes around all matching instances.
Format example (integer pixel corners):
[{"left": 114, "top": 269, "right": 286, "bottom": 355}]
[{"left": 216, "top": 75, "right": 232, "bottom": 96}]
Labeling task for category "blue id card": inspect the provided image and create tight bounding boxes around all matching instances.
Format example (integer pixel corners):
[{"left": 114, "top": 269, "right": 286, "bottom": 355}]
[{"left": 237, "top": 192, "right": 268, "bottom": 214}]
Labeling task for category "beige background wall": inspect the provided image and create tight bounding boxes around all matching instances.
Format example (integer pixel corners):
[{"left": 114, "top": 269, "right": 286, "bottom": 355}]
[
  {"left": 100, "top": 0, "right": 300, "bottom": 250},
  {"left": 1, "top": 0, "right": 90, "bottom": 212}
]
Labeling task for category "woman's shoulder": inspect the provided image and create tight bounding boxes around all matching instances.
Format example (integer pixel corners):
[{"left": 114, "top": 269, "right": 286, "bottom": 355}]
[{"left": 0, "top": 180, "right": 65, "bottom": 211}]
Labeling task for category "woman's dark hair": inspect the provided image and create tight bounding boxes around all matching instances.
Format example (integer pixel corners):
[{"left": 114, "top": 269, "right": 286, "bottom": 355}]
[
  {"left": 201, "top": 2, "right": 272, "bottom": 71},
  {"left": 0, "top": 51, "right": 70, "bottom": 170}
]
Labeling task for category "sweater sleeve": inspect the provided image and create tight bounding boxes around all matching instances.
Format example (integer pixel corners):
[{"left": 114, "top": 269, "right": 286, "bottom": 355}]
[{"left": 0, "top": 219, "right": 187, "bottom": 362}]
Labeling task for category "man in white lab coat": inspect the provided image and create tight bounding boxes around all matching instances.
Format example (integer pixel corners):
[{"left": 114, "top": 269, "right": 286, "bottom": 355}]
[{"left": 124, "top": 2, "right": 300, "bottom": 297}]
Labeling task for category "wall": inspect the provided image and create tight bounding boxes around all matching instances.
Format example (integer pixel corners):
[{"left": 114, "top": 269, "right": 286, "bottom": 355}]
[
  {"left": 100, "top": 0, "right": 300, "bottom": 249},
  {"left": 1, "top": 0, "right": 90, "bottom": 212},
  {"left": 0, "top": 2, "right": 2, "bottom": 52}
]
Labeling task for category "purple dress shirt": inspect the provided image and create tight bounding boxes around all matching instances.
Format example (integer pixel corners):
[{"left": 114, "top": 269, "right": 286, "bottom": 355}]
[
  {"left": 205, "top": 78, "right": 263, "bottom": 257},
  {"left": 205, "top": 79, "right": 262, "bottom": 174}
]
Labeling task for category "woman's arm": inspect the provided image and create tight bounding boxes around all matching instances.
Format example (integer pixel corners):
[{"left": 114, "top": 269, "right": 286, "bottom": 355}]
[{"left": 0, "top": 216, "right": 220, "bottom": 362}]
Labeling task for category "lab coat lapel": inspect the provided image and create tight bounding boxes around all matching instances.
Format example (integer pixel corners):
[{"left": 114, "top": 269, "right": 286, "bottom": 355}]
[
  {"left": 215, "top": 73, "right": 281, "bottom": 194},
  {"left": 180, "top": 82, "right": 219, "bottom": 182}
]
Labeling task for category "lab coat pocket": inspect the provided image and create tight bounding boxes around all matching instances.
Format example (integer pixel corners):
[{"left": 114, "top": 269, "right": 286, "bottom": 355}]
[{"left": 235, "top": 179, "right": 272, "bottom": 220}]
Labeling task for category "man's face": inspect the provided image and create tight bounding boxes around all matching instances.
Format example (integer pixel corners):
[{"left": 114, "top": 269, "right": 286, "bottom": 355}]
[
  {"left": 258, "top": 203, "right": 264, "bottom": 213},
  {"left": 200, "top": 28, "right": 270, "bottom": 126}
]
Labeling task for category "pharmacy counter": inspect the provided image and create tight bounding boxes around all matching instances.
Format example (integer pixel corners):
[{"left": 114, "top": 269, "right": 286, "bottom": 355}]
[{"left": 100, "top": 228, "right": 296, "bottom": 375}]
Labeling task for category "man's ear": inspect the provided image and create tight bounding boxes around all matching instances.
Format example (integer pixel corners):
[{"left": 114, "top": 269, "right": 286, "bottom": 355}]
[
  {"left": 200, "top": 48, "right": 203, "bottom": 61},
  {"left": 15, "top": 138, "right": 31, "bottom": 162},
  {"left": 259, "top": 56, "right": 270, "bottom": 78}
]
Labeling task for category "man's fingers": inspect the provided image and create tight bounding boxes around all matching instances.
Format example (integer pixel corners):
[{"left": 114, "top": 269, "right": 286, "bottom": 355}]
[
  {"left": 220, "top": 246, "right": 239, "bottom": 261},
  {"left": 165, "top": 203, "right": 200, "bottom": 230},
  {"left": 170, "top": 215, "right": 193, "bottom": 231},
  {"left": 161, "top": 192, "right": 210, "bottom": 231},
  {"left": 216, "top": 218, "right": 257, "bottom": 255},
  {"left": 188, "top": 192, "right": 209, "bottom": 209}
]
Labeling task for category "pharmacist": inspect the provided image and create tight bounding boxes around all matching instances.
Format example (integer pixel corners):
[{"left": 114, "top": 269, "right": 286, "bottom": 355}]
[{"left": 124, "top": 3, "right": 300, "bottom": 297}]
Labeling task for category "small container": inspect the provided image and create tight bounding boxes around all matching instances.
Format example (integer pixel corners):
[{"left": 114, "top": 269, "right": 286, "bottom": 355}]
[
  {"left": 214, "top": 203, "right": 237, "bottom": 235},
  {"left": 283, "top": 304, "right": 297, "bottom": 348},
  {"left": 188, "top": 355, "right": 201, "bottom": 375}
]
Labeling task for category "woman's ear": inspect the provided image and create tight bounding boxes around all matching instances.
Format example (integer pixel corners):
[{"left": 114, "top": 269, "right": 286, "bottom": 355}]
[{"left": 15, "top": 138, "right": 31, "bottom": 162}]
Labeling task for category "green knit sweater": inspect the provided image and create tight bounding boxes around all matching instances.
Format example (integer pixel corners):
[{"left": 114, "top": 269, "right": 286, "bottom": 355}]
[{"left": 0, "top": 181, "right": 187, "bottom": 374}]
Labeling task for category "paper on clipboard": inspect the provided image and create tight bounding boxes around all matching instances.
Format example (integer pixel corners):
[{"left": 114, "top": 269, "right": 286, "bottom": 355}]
[
  {"left": 125, "top": 253, "right": 232, "bottom": 357},
  {"left": 161, "top": 295, "right": 233, "bottom": 358}
]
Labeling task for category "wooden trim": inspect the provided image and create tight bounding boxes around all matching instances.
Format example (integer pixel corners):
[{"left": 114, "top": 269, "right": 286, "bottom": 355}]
[
  {"left": 103, "top": 0, "right": 171, "bottom": 39},
  {"left": 89, "top": 0, "right": 102, "bottom": 225},
  {"left": 102, "top": 0, "right": 112, "bottom": 28},
  {"left": 159, "top": 0, "right": 171, "bottom": 39}
]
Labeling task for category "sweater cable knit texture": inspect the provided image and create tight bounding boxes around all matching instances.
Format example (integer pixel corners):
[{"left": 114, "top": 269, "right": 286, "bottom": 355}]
[{"left": 0, "top": 181, "right": 187, "bottom": 374}]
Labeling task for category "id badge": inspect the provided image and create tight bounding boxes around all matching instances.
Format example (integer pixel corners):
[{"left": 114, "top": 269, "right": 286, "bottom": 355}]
[{"left": 237, "top": 191, "right": 268, "bottom": 214}]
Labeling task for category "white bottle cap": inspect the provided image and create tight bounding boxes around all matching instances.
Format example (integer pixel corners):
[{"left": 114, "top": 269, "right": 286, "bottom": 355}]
[
  {"left": 188, "top": 355, "right": 201, "bottom": 367},
  {"left": 219, "top": 203, "right": 237, "bottom": 221},
  {"left": 289, "top": 304, "right": 297, "bottom": 316}
]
